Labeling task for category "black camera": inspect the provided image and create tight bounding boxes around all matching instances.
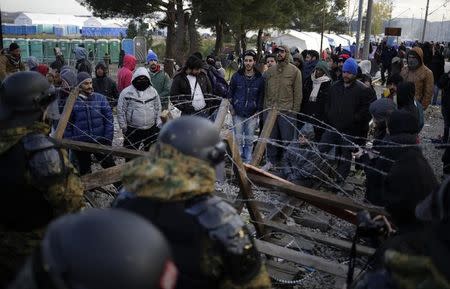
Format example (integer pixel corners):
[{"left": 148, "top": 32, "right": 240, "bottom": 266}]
[{"left": 356, "top": 210, "right": 387, "bottom": 238}]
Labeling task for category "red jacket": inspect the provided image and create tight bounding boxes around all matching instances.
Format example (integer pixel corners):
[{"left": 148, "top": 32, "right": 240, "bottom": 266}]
[{"left": 117, "top": 54, "right": 136, "bottom": 93}]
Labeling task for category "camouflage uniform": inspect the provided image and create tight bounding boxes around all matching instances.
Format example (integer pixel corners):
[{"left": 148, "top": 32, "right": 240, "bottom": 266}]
[
  {"left": 117, "top": 144, "right": 271, "bottom": 289},
  {"left": 0, "top": 122, "right": 84, "bottom": 286}
]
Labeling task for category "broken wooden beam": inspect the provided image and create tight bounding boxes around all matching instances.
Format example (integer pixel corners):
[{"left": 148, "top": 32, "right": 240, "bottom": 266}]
[
  {"left": 255, "top": 239, "right": 358, "bottom": 278},
  {"left": 250, "top": 109, "right": 278, "bottom": 167},
  {"left": 53, "top": 88, "right": 79, "bottom": 140},
  {"left": 56, "top": 139, "right": 148, "bottom": 159},
  {"left": 81, "top": 162, "right": 129, "bottom": 191},
  {"left": 214, "top": 98, "right": 229, "bottom": 129}
]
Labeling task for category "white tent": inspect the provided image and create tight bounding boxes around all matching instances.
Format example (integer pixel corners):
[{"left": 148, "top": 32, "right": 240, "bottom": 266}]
[
  {"left": 272, "top": 30, "right": 330, "bottom": 52},
  {"left": 300, "top": 31, "right": 331, "bottom": 52},
  {"left": 325, "top": 33, "right": 350, "bottom": 48},
  {"left": 338, "top": 34, "right": 357, "bottom": 46}
]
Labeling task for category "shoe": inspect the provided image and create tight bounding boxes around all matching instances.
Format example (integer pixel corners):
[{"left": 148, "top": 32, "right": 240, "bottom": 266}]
[{"left": 261, "top": 161, "right": 273, "bottom": 171}]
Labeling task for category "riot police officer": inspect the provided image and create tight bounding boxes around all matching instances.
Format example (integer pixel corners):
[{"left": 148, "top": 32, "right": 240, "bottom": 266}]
[
  {"left": 8, "top": 209, "right": 178, "bottom": 289},
  {"left": 114, "top": 116, "right": 271, "bottom": 289},
  {"left": 0, "top": 72, "right": 84, "bottom": 286}
]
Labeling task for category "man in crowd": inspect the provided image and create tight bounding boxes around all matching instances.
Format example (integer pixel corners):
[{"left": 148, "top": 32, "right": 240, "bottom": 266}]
[
  {"left": 0, "top": 72, "right": 84, "bottom": 286},
  {"left": 320, "top": 58, "right": 371, "bottom": 186},
  {"left": 170, "top": 55, "right": 214, "bottom": 117},
  {"left": 229, "top": 50, "right": 265, "bottom": 163},
  {"left": 114, "top": 116, "right": 271, "bottom": 289},
  {"left": 263, "top": 45, "right": 302, "bottom": 170},
  {"left": 63, "top": 72, "right": 116, "bottom": 175},
  {"left": 117, "top": 54, "right": 137, "bottom": 93},
  {"left": 74, "top": 46, "right": 92, "bottom": 75},
  {"left": 302, "top": 50, "right": 320, "bottom": 83},
  {"left": 265, "top": 54, "right": 277, "bottom": 69},
  {"left": 0, "top": 43, "right": 25, "bottom": 81},
  {"left": 118, "top": 67, "right": 162, "bottom": 153},
  {"left": 147, "top": 51, "right": 171, "bottom": 110},
  {"left": 380, "top": 41, "right": 398, "bottom": 85},
  {"left": 93, "top": 61, "right": 119, "bottom": 108},
  {"left": 401, "top": 47, "right": 434, "bottom": 110}
]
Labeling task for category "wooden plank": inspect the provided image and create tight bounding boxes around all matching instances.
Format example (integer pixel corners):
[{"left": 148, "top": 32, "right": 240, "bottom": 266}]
[
  {"left": 214, "top": 98, "right": 229, "bottom": 129},
  {"left": 265, "top": 259, "right": 305, "bottom": 281},
  {"left": 81, "top": 162, "right": 129, "bottom": 191},
  {"left": 263, "top": 220, "right": 376, "bottom": 256},
  {"left": 224, "top": 131, "right": 265, "bottom": 237},
  {"left": 250, "top": 109, "right": 278, "bottom": 166},
  {"left": 53, "top": 88, "right": 79, "bottom": 140},
  {"left": 56, "top": 139, "right": 148, "bottom": 159},
  {"left": 255, "top": 239, "right": 358, "bottom": 278}
]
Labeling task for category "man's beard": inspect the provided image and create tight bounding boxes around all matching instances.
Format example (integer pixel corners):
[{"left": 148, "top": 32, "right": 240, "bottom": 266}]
[{"left": 150, "top": 64, "right": 157, "bottom": 71}]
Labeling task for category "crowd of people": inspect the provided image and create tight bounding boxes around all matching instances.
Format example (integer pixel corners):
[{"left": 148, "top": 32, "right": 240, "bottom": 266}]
[{"left": 0, "top": 36, "right": 450, "bottom": 289}]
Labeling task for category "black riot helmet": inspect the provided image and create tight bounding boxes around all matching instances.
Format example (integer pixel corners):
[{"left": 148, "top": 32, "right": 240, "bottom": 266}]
[
  {"left": 158, "top": 116, "right": 226, "bottom": 165},
  {"left": 0, "top": 71, "right": 56, "bottom": 129},
  {"left": 32, "top": 209, "right": 178, "bottom": 289}
]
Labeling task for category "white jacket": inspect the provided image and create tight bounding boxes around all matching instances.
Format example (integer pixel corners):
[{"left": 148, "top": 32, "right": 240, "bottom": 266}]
[{"left": 118, "top": 67, "right": 162, "bottom": 130}]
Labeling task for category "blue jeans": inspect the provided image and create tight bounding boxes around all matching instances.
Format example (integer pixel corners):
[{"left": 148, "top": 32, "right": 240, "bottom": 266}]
[
  {"left": 233, "top": 115, "right": 257, "bottom": 163},
  {"left": 432, "top": 85, "right": 440, "bottom": 105}
]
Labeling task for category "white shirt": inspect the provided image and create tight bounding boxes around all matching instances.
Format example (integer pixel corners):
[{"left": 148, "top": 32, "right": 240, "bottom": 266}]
[{"left": 187, "top": 74, "right": 206, "bottom": 111}]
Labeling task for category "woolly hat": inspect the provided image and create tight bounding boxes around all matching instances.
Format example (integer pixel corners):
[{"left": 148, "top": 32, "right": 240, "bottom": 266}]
[
  {"left": 369, "top": 98, "right": 396, "bottom": 123},
  {"left": 342, "top": 58, "right": 358, "bottom": 75},
  {"left": 60, "top": 69, "right": 77, "bottom": 89},
  {"left": 27, "top": 56, "right": 39, "bottom": 70},
  {"left": 9, "top": 42, "right": 19, "bottom": 52},
  {"left": 77, "top": 72, "right": 92, "bottom": 87},
  {"left": 146, "top": 50, "right": 158, "bottom": 63},
  {"left": 315, "top": 60, "right": 330, "bottom": 78}
]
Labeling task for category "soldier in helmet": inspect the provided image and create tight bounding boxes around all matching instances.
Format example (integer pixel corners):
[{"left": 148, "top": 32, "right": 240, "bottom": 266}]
[
  {"left": 114, "top": 116, "right": 271, "bottom": 289},
  {"left": 0, "top": 72, "right": 84, "bottom": 286},
  {"left": 8, "top": 209, "right": 178, "bottom": 289}
]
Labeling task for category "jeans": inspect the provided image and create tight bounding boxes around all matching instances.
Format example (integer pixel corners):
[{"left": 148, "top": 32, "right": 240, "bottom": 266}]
[
  {"left": 432, "top": 85, "right": 440, "bottom": 105},
  {"left": 264, "top": 112, "right": 296, "bottom": 165},
  {"left": 233, "top": 115, "right": 257, "bottom": 163}
]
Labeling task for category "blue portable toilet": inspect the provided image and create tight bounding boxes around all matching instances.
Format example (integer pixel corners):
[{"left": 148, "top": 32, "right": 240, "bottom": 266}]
[
  {"left": 121, "top": 38, "right": 134, "bottom": 56},
  {"left": 29, "top": 39, "right": 44, "bottom": 62}
]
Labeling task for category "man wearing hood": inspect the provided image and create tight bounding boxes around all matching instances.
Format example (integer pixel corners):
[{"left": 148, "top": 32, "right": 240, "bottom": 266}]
[
  {"left": 117, "top": 54, "right": 136, "bottom": 93},
  {"left": 302, "top": 50, "right": 319, "bottom": 84},
  {"left": 147, "top": 51, "right": 171, "bottom": 110},
  {"left": 397, "top": 81, "right": 424, "bottom": 133},
  {"left": 263, "top": 45, "right": 302, "bottom": 170},
  {"left": 93, "top": 61, "right": 119, "bottom": 108},
  {"left": 401, "top": 47, "right": 434, "bottom": 110},
  {"left": 74, "top": 46, "right": 92, "bottom": 75},
  {"left": 64, "top": 72, "right": 116, "bottom": 175},
  {"left": 300, "top": 60, "right": 331, "bottom": 141},
  {"left": 0, "top": 43, "right": 25, "bottom": 81},
  {"left": 118, "top": 67, "right": 162, "bottom": 153}
]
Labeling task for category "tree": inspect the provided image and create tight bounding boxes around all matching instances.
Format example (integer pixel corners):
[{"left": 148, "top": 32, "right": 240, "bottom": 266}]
[
  {"left": 371, "top": 0, "right": 393, "bottom": 35},
  {"left": 126, "top": 20, "right": 138, "bottom": 39}
]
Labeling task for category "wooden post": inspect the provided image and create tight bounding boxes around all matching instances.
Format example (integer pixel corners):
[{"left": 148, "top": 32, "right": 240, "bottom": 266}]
[
  {"left": 224, "top": 131, "right": 265, "bottom": 237},
  {"left": 81, "top": 163, "right": 129, "bottom": 191},
  {"left": 53, "top": 88, "right": 79, "bottom": 140},
  {"left": 250, "top": 109, "right": 278, "bottom": 166},
  {"left": 214, "top": 98, "right": 229, "bottom": 129},
  {"left": 56, "top": 139, "right": 148, "bottom": 159}
]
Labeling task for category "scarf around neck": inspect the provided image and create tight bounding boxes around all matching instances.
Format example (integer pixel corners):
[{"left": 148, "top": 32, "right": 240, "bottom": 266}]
[{"left": 309, "top": 74, "right": 330, "bottom": 102}]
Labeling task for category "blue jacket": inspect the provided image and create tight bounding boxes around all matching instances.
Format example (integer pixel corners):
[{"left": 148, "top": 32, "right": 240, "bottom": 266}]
[
  {"left": 63, "top": 92, "right": 114, "bottom": 144},
  {"left": 229, "top": 69, "right": 264, "bottom": 117}
]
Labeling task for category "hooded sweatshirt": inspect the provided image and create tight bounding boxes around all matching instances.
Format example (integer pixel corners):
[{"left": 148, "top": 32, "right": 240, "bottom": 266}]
[
  {"left": 93, "top": 61, "right": 119, "bottom": 107},
  {"left": 149, "top": 64, "right": 171, "bottom": 110},
  {"left": 117, "top": 54, "right": 136, "bottom": 93},
  {"left": 264, "top": 45, "right": 303, "bottom": 111},
  {"left": 400, "top": 47, "right": 434, "bottom": 110},
  {"left": 117, "top": 67, "right": 161, "bottom": 130},
  {"left": 74, "top": 47, "right": 92, "bottom": 75}
]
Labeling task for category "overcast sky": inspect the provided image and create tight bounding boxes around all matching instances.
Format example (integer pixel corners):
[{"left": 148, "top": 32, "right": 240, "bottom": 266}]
[{"left": 1, "top": 0, "right": 448, "bottom": 22}]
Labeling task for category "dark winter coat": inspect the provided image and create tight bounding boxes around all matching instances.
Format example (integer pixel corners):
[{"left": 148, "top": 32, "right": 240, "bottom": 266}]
[
  {"left": 93, "top": 62, "right": 119, "bottom": 107},
  {"left": 438, "top": 72, "right": 450, "bottom": 122},
  {"left": 229, "top": 69, "right": 265, "bottom": 117},
  {"left": 169, "top": 69, "right": 214, "bottom": 115},
  {"left": 430, "top": 53, "right": 445, "bottom": 85},
  {"left": 381, "top": 47, "right": 397, "bottom": 67},
  {"left": 301, "top": 75, "right": 331, "bottom": 122},
  {"left": 63, "top": 92, "right": 114, "bottom": 144},
  {"left": 324, "top": 79, "right": 371, "bottom": 135}
]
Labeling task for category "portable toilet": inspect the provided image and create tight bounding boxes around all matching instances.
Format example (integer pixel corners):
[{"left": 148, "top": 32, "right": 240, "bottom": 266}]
[
  {"left": 29, "top": 39, "right": 44, "bottom": 62},
  {"left": 2, "top": 38, "right": 15, "bottom": 50},
  {"left": 96, "top": 39, "right": 109, "bottom": 61},
  {"left": 133, "top": 37, "right": 147, "bottom": 63},
  {"left": 121, "top": 38, "right": 134, "bottom": 56},
  {"left": 108, "top": 39, "right": 120, "bottom": 63},
  {"left": 42, "top": 24, "right": 54, "bottom": 34},
  {"left": 83, "top": 39, "right": 96, "bottom": 61},
  {"left": 15, "top": 39, "right": 30, "bottom": 59},
  {"left": 43, "top": 39, "right": 58, "bottom": 63},
  {"left": 58, "top": 39, "right": 71, "bottom": 60}
]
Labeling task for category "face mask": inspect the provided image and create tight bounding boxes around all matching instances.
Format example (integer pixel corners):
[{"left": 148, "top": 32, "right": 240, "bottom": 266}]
[
  {"left": 407, "top": 58, "right": 420, "bottom": 69},
  {"left": 133, "top": 78, "right": 150, "bottom": 91}
]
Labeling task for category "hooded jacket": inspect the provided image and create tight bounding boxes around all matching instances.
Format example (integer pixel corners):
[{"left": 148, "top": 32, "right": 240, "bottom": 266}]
[
  {"left": 118, "top": 67, "right": 161, "bottom": 130},
  {"left": 0, "top": 53, "right": 26, "bottom": 81},
  {"left": 401, "top": 47, "right": 434, "bottom": 110},
  {"left": 93, "top": 61, "right": 119, "bottom": 107},
  {"left": 264, "top": 45, "right": 303, "bottom": 112},
  {"left": 117, "top": 54, "right": 137, "bottom": 93},
  {"left": 149, "top": 65, "right": 171, "bottom": 110},
  {"left": 74, "top": 47, "right": 92, "bottom": 75},
  {"left": 229, "top": 68, "right": 265, "bottom": 117}
]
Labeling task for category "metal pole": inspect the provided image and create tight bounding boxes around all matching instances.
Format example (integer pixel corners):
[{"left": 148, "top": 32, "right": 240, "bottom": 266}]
[
  {"left": 355, "top": 0, "right": 364, "bottom": 59},
  {"left": 362, "top": 0, "right": 373, "bottom": 60},
  {"left": 421, "top": 0, "right": 430, "bottom": 42}
]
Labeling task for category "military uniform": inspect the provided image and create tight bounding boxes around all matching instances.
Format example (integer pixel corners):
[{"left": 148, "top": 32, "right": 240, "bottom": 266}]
[
  {"left": 114, "top": 116, "right": 271, "bottom": 289},
  {"left": 0, "top": 72, "right": 84, "bottom": 286}
]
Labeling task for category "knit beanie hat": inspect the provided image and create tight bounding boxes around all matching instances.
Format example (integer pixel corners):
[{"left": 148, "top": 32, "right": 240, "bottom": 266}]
[
  {"left": 146, "top": 50, "right": 158, "bottom": 63},
  {"left": 369, "top": 98, "right": 397, "bottom": 123},
  {"left": 315, "top": 60, "right": 331, "bottom": 78},
  {"left": 9, "top": 42, "right": 20, "bottom": 52},
  {"left": 60, "top": 69, "right": 77, "bottom": 89},
  {"left": 27, "top": 56, "right": 39, "bottom": 70},
  {"left": 342, "top": 58, "right": 358, "bottom": 75},
  {"left": 77, "top": 72, "right": 92, "bottom": 87}
]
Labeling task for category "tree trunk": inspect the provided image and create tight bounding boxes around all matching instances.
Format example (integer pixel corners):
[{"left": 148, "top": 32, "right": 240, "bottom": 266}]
[
  {"left": 256, "top": 28, "right": 263, "bottom": 62},
  {"left": 188, "top": 5, "right": 200, "bottom": 56},
  {"left": 165, "top": 1, "right": 176, "bottom": 60},
  {"left": 214, "top": 18, "right": 224, "bottom": 56},
  {"left": 175, "top": 0, "right": 187, "bottom": 65},
  {"left": 233, "top": 34, "right": 241, "bottom": 57},
  {"left": 240, "top": 31, "right": 247, "bottom": 55}
]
